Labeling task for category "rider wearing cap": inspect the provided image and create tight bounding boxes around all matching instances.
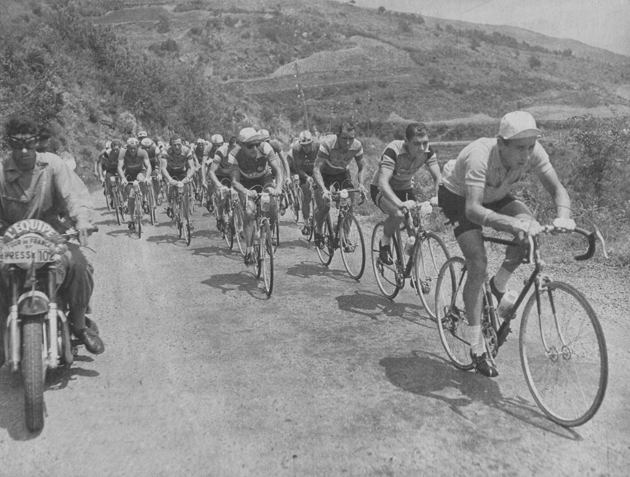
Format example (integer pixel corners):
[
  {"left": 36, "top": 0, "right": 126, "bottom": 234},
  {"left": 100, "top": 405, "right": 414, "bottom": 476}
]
[
  {"left": 229, "top": 127, "right": 284, "bottom": 266},
  {"left": 370, "top": 123, "right": 441, "bottom": 264},
  {"left": 0, "top": 116, "right": 104, "bottom": 361},
  {"left": 439, "top": 111, "right": 575, "bottom": 378},
  {"left": 202, "top": 136, "right": 233, "bottom": 228},
  {"left": 312, "top": 122, "right": 367, "bottom": 246},
  {"left": 258, "top": 129, "right": 291, "bottom": 182},
  {"left": 140, "top": 137, "right": 162, "bottom": 206},
  {"left": 287, "top": 130, "right": 321, "bottom": 236},
  {"left": 117, "top": 137, "right": 152, "bottom": 230},
  {"left": 160, "top": 135, "right": 196, "bottom": 217}
]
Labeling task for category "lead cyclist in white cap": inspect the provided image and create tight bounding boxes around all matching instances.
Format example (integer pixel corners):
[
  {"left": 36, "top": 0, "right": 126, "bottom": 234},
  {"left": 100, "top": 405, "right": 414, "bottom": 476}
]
[{"left": 438, "top": 110, "right": 575, "bottom": 378}]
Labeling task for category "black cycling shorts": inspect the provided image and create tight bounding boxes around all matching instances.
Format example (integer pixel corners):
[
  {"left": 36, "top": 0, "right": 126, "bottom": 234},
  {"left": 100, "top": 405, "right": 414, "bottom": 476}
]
[
  {"left": 321, "top": 170, "right": 353, "bottom": 191},
  {"left": 438, "top": 185, "right": 517, "bottom": 238},
  {"left": 167, "top": 167, "right": 188, "bottom": 181},
  {"left": 370, "top": 185, "right": 416, "bottom": 208}
]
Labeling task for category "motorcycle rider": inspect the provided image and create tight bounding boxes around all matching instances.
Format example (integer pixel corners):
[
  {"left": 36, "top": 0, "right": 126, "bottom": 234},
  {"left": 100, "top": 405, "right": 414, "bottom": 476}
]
[{"left": 0, "top": 116, "right": 104, "bottom": 367}]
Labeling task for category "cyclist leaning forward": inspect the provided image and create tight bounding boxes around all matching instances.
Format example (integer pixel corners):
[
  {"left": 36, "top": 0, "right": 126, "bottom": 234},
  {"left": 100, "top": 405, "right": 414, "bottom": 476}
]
[
  {"left": 313, "top": 122, "right": 367, "bottom": 247},
  {"left": 160, "top": 135, "right": 196, "bottom": 217},
  {"left": 287, "top": 130, "right": 320, "bottom": 236},
  {"left": 229, "top": 127, "right": 284, "bottom": 266},
  {"left": 117, "top": 137, "right": 152, "bottom": 230},
  {"left": 139, "top": 133, "right": 162, "bottom": 204},
  {"left": 371, "top": 123, "right": 441, "bottom": 264},
  {"left": 96, "top": 139, "right": 122, "bottom": 204},
  {"left": 438, "top": 111, "right": 575, "bottom": 378},
  {"left": 202, "top": 140, "right": 232, "bottom": 230}
]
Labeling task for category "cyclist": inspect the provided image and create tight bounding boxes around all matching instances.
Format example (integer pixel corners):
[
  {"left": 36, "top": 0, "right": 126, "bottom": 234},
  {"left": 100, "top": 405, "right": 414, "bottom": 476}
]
[
  {"left": 259, "top": 129, "right": 292, "bottom": 214},
  {"left": 0, "top": 116, "right": 104, "bottom": 360},
  {"left": 203, "top": 140, "right": 232, "bottom": 229},
  {"left": 160, "top": 135, "right": 196, "bottom": 217},
  {"left": 438, "top": 111, "right": 575, "bottom": 377},
  {"left": 229, "top": 127, "right": 284, "bottom": 266},
  {"left": 117, "top": 137, "right": 152, "bottom": 230},
  {"left": 312, "top": 122, "right": 367, "bottom": 247},
  {"left": 96, "top": 140, "right": 123, "bottom": 205},
  {"left": 140, "top": 137, "right": 162, "bottom": 207},
  {"left": 370, "top": 123, "right": 441, "bottom": 264},
  {"left": 287, "top": 130, "right": 320, "bottom": 236}
]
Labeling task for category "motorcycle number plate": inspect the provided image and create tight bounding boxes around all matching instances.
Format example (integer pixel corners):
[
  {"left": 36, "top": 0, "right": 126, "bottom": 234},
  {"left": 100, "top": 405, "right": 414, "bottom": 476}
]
[{"left": 3, "top": 235, "right": 55, "bottom": 266}]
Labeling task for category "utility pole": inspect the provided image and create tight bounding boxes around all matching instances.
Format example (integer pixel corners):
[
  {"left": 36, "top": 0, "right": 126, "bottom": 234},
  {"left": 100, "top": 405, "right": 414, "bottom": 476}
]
[{"left": 294, "top": 63, "right": 310, "bottom": 131}]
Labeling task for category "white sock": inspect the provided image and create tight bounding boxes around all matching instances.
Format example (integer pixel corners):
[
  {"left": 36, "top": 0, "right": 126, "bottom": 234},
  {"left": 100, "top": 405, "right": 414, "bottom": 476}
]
[
  {"left": 470, "top": 325, "right": 485, "bottom": 356},
  {"left": 493, "top": 267, "right": 512, "bottom": 293},
  {"left": 380, "top": 235, "right": 391, "bottom": 245}
]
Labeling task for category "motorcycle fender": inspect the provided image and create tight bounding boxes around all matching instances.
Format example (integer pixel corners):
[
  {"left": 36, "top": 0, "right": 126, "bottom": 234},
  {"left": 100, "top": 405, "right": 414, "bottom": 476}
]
[{"left": 17, "top": 291, "right": 49, "bottom": 316}]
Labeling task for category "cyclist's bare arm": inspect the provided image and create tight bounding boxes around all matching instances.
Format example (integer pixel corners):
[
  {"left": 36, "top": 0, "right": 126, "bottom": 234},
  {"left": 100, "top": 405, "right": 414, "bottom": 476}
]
[
  {"left": 117, "top": 156, "right": 126, "bottom": 184},
  {"left": 160, "top": 157, "right": 173, "bottom": 183},
  {"left": 313, "top": 156, "right": 327, "bottom": 191},
  {"left": 354, "top": 155, "right": 366, "bottom": 186},
  {"left": 184, "top": 158, "right": 195, "bottom": 180},
  {"left": 208, "top": 161, "right": 224, "bottom": 190},
  {"left": 426, "top": 161, "right": 441, "bottom": 197},
  {"left": 95, "top": 157, "right": 104, "bottom": 181},
  {"left": 537, "top": 167, "right": 572, "bottom": 219},
  {"left": 143, "top": 156, "right": 152, "bottom": 179},
  {"left": 230, "top": 169, "right": 248, "bottom": 196},
  {"left": 269, "top": 158, "right": 284, "bottom": 195}
]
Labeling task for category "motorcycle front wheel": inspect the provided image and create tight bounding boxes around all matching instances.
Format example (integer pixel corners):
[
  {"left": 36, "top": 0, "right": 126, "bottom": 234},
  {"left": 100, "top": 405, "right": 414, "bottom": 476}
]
[{"left": 22, "top": 316, "right": 45, "bottom": 432}]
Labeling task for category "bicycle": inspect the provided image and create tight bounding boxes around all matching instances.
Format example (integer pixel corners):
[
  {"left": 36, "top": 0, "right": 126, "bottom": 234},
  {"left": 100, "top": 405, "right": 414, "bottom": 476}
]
[
  {"left": 127, "top": 179, "right": 144, "bottom": 238},
  {"left": 171, "top": 179, "right": 193, "bottom": 246},
  {"left": 109, "top": 176, "right": 126, "bottom": 226},
  {"left": 302, "top": 179, "right": 316, "bottom": 242},
  {"left": 102, "top": 179, "right": 112, "bottom": 211},
  {"left": 371, "top": 201, "right": 450, "bottom": 318},
  {"left": 145, "top": 176, "right": 158, "bottom": 225},
  {"left": 248, "top": 187, "right": 275, "bottom": 297},
  {"left": 316, "top": 184, "right": 366, "bottom": 280},
  {"left": 434, "top": 225, "right": 609, "bottom": 427}
]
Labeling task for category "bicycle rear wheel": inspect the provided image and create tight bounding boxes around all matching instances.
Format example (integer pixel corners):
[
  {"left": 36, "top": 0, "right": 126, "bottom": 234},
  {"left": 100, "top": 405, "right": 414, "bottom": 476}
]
[
  {"left": 223, "top": 209, "right": 234, "bottom": 249},
  {"left": 316, "top": 213, "right": 334, "bottom": 266},
  {"left": 520, "top": 281, "right": 608, "bottom": 427},
  {"left": 261, "top": 221, "right": 274, "bottom": 296},
  {"left": 370, "top": 222, "right": 402, "bottom": 300},
  {"left": 340, "top": 214, "right": 365, "bottom": 280},
  {"left": 413, "top": 232, "right": 450, "bottom": 319},
  {"left": 435, "top": 257, "right": 474, "bottom": 370}
]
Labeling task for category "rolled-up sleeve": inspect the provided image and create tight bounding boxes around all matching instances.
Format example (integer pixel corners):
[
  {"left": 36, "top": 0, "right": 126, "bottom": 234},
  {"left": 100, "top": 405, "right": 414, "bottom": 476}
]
[{"left": 53, "top": 160, "right": 94, "bottom": 224}]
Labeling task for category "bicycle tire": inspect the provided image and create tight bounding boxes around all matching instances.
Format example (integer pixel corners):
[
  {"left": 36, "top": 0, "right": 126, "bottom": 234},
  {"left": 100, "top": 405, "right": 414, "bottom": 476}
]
[
  {"left": 22, "top": 317, "right": 45, "bottom": 432},
  {"left": 223, "top": 210, "right": 234, "bottom": 249},
  {"left": 271, "top": 219, "right": 279, "bottom": 253},
  {"left": 370, "top": 222, "right": 402, "bottom": 300},
  {"left": 136, "top": 212, "right": 142, "bottom": 238},
  {"left": 307, "top": 197, "right": 315, "bottom": 242},
  {"left": 340, "top": 213, "right": 365, "bottom": 280},
  {"left": 316, "top": 213, "right": 334, "bottom": 266},
  {"left": 114, "top": 201, "right": 122, "bottom": 226},
  {"left": 183, "top": 216, "right": 191, "bottom": 246},
  {"left": 292, "top": 186, "right": 303, "bottom": 224},
  {"left": 261, "top": 221, "right": 274, "bottom": 296},
  {"left": 233, "top": 205, "right": 245, "bottom": 256},
  {"left": 146, "top": 186, "right": 156, "bottom": 226},
  {"left": 435, "top": 257, "right": 474, "bottom": 370},
  {"left": 253, "top": 225, "right": 262, "bottom": 279},
  {"left": 104, "top": 187, "right": 111, "bottom": 211},
  {"left": 520, "top": 281, "right": 608, "bottom": 427},
  {"left": 413, "top": 231, "right": 450, "bottom": 320}
]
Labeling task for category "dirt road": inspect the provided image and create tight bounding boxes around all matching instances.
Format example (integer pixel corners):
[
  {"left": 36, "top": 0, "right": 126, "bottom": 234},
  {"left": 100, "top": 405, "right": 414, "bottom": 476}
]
[{"left": 1, "top": 193, "right": 629, "bottom": 476}]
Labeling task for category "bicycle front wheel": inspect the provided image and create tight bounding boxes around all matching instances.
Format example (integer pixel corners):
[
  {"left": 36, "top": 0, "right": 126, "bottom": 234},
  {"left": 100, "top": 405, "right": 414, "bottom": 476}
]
[
  {"left": 316, "top": 213, "right": 334, "bottom": 266},
  {"left": 306, "top": 196, "right": 316, "bottom": 242},
  {"left": 413, "top": 232, "right": 450, "bottom": 319},
  {"left": 223, "top": 209, "right": 234, "bottom": 249},
  {"left": 261, "top": 221, "right": 274, "bottom": 296},
  {"left": 435, "top": 257, "right": 474, "bottom": 370},
  {"left": 520, "top": 281, "right": 608, "bottom": 427},
  {"left": 146, "top": 186, "right": 156, "bottom": 225},
  {"left": 370, "top": 222, "right": 401, "bottom": 300},
  {"left": 233, "top": 205, "right": 245, "bottom": 256},
  {"left": 340, "top": 214, "right": 365, "bottom": 280}
]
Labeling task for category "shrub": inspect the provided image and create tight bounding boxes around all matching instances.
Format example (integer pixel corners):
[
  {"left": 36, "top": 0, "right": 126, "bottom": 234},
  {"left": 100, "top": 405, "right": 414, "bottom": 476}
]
[{"left": 529, "top": 56, "right": 542, "bottom": 69}]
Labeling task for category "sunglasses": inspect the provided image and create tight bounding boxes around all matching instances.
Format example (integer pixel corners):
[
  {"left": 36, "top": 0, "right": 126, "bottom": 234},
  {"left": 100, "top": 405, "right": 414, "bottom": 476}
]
[
  {"left": 244, "top": 142, "right": 260, "bottom": 150},
  {"left": 8, "top": 136, "right": 38, "bottom": 150}
]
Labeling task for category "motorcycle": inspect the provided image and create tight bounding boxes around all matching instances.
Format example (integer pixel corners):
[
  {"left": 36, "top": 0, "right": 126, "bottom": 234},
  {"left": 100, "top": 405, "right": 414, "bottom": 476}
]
[{"left": 1, "top": 219, "right": 97, "bottom": 432}]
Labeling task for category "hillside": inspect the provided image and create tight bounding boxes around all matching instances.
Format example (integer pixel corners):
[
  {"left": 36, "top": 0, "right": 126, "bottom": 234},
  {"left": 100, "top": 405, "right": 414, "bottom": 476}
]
[{"left": 88, "top": 0, "right": 630, "bottom": 139}]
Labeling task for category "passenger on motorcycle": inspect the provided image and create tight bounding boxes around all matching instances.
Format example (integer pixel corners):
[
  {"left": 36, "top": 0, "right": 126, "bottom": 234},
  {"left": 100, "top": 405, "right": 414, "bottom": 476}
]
[
  {"left": 0, "top": 116, "right": 104, "bottom": 364},
  {"left": 160, "top": 135, "right": 196, "bottom": 217},
  {"left": 229, "top": 127, "right": 284, "bottom": 266},
  {"left": 287, "top": 130, "right": 320, "bottom": 236},
  {"left": 117, "top": 137, "right": 152, "bottom": 230}
]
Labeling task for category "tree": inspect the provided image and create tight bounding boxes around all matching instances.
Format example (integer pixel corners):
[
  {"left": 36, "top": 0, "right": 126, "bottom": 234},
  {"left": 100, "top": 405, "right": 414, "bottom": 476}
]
[{"left": 377, "top": 6, "right": 386, "bottom": 13}]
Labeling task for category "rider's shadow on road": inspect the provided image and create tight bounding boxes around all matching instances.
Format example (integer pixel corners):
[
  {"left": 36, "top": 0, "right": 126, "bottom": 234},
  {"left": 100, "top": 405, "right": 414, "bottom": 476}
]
[
  {"left": 336, "top": 290, "right": 432, "bottom": 326},
  {"left": 379, "top": 351, "right": 580, "bottom": 440},
  {"left": 285, "top": 260, "right": 357, "bottom": 281},
  {"left": 145, "top": 234, "right": 186, "bottom": 245},
  {"left": 201, "top": 272, "right": 270, "bottom": 299},
  {"left": 94, "top": 218, "right": 118, "bottom": 227},
  {"left": 277, "top": 238, "right": 311, "bottom": 251},
  {"left": 192, "top": 245, "right": 241, "bottom": 261}
]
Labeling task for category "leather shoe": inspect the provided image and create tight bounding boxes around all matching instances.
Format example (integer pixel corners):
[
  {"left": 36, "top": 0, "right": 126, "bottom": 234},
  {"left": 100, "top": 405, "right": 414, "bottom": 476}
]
[
  {"left": 471, "top": 351, "right": 498, "bottom": 378},
  {"left": 78, "top": 328, "right": 105, "bottom": 355}
]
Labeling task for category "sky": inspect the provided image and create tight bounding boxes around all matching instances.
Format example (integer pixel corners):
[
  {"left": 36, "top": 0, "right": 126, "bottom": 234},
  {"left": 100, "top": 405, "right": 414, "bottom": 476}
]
[{"left": 338, "top": 0, "right": 630, "bottom": 57}]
